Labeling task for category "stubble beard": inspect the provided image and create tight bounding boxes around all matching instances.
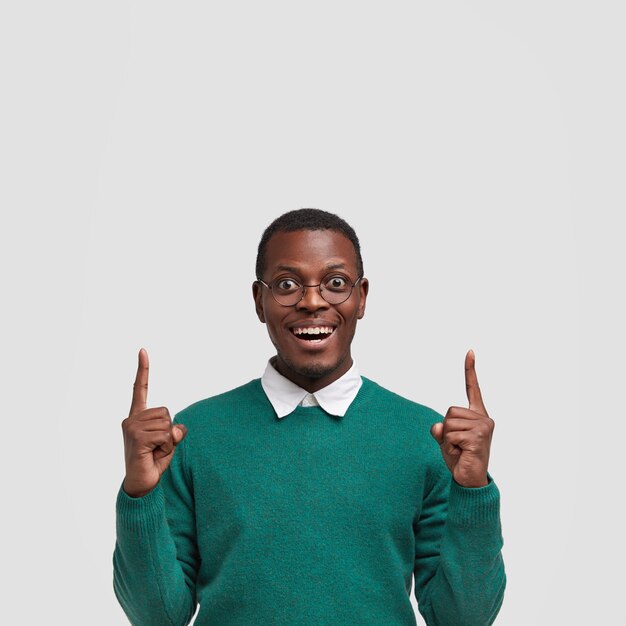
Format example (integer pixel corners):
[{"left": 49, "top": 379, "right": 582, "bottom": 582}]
[{"left": 279, "top": 353, "right": 348, "bottom": 381}]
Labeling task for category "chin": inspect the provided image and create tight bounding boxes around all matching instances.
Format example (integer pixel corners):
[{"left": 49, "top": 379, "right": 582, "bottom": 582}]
[
  {"left": 293, "top": 362, "right": 334, "bottom": 379},
  {"left": 282, "top": 354, "right": 347, "bottom": 381}
]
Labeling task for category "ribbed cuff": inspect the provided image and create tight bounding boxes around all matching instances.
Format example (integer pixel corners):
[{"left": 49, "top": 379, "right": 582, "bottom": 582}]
[
  {"left": 116, "top": 482, "right": 166, "bottom": 534},
  {"left": 446, "top": 476, "right": 501, "bottom": 528}
]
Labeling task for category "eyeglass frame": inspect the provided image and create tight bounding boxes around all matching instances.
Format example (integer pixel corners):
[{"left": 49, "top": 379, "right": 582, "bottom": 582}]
[{"left": 256, "top": 275, "right": 364, "bottom": 307}]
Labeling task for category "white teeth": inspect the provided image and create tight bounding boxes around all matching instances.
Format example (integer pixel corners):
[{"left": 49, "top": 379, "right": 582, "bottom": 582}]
[{"left": 293, "top": 326, "right": 334, "bottom": 336}]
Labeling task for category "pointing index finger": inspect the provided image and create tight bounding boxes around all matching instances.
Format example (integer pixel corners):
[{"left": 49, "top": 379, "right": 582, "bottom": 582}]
[
  {"left": 465, "top": 349, "right": 487, "bottom": 414},
  {"left": 130, "top": 348, "right": 149, "bottom": 416}
]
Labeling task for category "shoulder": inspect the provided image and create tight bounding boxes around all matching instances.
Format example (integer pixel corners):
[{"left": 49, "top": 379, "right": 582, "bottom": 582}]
[
  {"left": 359, "top": 376, "right": 443, "bottom": 427},
  {"left": 174, "top": 378, "right": 267, "bottom": 426},
  {"left": 171, "top": 379, "right": 270, "bottom": 464},
  {"left": 357, "top": 377, "right": 446, "bottom": 475}
]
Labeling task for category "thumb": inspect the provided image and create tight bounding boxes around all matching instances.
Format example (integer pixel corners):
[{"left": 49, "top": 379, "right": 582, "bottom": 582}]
[
  {"left": 172, "top": 424, "right": 188, "bottom": 444},
  {"left": 430, "top": 422, "right": 444, "bottom": 445}
]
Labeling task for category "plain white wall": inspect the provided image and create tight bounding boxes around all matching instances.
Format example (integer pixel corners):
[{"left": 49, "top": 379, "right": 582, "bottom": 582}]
[{"left": 2, "top": 2, "right": 624, "bottom": 624}]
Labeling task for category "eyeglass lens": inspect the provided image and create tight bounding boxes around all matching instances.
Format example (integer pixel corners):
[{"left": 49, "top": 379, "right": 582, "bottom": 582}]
[{"left": 270, "top": 276, "right": 358, "bottom": 306}]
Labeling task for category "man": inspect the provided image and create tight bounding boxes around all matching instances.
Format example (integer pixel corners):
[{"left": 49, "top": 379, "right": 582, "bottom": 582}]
[{"left": 114, "top": 208, "right": 506, "bottom": 625}]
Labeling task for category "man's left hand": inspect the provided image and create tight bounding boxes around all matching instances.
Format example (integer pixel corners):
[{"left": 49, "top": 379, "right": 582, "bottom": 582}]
[{"left": 430, "top": 350, "right": 494, "bottom": 488}]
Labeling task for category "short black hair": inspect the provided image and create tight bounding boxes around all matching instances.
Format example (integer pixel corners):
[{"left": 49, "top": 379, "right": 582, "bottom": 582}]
[{"left": 256, "top": 208, "right": 363, "bottom": 279}]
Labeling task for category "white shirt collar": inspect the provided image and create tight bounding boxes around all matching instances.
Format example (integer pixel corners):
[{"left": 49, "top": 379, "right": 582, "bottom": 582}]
[{"left": 261, "top": 359, "right": 362, "bottom": 418}]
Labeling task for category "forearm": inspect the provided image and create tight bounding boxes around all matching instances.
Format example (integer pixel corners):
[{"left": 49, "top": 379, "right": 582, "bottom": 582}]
[
  {"left": 113, "top": 485, "right": 197, "bottom": 626},
  {"left": 417, "top": 480, "right": 506, "bottom": 626}
]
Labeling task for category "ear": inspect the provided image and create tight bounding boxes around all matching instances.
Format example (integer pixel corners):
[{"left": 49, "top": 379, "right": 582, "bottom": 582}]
[
  {"left": 252, "top": 281, "right": 266, "bottom": 323},
  {"left": 356, "top": 277, "right": 369, "bottom": 320}
]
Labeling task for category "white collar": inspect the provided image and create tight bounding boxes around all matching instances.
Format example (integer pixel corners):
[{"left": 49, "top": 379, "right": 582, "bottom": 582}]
[{"left": 261, "top": 359, "right": 362, "bottom": 418}]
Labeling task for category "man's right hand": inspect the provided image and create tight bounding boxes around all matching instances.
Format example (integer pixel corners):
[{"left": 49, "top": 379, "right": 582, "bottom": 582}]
[{"left": 121, "top": 348, "right": 187, "bottom": 498}]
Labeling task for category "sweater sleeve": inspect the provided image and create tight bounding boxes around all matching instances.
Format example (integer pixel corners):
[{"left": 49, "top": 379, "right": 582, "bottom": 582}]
[
  {"left": 413, "top": 466, "right": 506, "bottom": 626},
  {"left": 113, "top": 436, "right": 199, "bottom": 626}
]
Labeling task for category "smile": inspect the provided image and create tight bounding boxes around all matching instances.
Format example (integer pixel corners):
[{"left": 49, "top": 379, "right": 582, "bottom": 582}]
[{"left": 290, "top": 326, "right": 336, "bottom": 343}]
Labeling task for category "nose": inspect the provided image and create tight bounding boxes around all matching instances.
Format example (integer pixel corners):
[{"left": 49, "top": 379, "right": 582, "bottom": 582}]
[{"left": 296, "top": 284, "right": 329, "bottom": 312}]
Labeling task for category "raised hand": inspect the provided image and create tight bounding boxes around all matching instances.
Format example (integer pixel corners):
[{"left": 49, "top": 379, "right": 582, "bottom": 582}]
[
  {"left": 121, "top": 349, "right": 187, "bottom": 498},
  {"left": 430, "top": 350, "right": 494, "bottom": 488}
]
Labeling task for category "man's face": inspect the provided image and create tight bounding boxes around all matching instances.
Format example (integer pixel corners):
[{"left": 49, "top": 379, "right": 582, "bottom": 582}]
[{"left": 253, "top": 229, "right": 368, "bottom": 392}]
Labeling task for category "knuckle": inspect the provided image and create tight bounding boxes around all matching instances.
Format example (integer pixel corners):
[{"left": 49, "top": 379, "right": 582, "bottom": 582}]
[
  {"left": 480, "top": 418, "right": 494, "bottom": 434},
  {"left": 475, "top": 423, "right": 492, "bottom": 440}
]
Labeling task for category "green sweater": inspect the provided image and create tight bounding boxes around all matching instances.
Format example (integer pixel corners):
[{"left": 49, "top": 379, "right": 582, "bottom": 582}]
[{"left": 114, "top": 377, "right": 505, "bottom": 625}]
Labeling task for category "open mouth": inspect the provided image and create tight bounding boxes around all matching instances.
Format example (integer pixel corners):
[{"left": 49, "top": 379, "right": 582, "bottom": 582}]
[{"left": 290, "top": 326, "right": 336, "bottom": 343}]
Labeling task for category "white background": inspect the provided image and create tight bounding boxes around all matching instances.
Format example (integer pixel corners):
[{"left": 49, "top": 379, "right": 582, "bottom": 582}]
[{"left": 2, "top": 2, "right": 624, "bottom": 624}]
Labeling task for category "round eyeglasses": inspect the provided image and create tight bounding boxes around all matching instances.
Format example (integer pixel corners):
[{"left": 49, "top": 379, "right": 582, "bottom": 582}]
[{"left": 257, "top": 275, "right": 363, "bottom": 307}]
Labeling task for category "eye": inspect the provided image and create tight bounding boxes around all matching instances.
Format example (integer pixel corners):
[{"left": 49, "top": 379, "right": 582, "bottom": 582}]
[
  {"left": 274, "top": 278, "right": 300, "bottom": 293},
  {"left": 324, "top": 275, "right": 349, "bottom": 291}
]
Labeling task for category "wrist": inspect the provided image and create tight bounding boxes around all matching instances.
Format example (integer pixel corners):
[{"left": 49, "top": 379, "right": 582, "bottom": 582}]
[
  {"left": 122, "top": 478, "right": 154, "bottom": 499},
  {"left": 453, "top": 474, "right": 489, "bottom": 489}
]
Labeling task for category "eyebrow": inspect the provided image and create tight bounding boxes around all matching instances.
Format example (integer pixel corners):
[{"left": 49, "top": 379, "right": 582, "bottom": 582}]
[{"left": 275, "top": 262, "right": 347, "bottom": 274}]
